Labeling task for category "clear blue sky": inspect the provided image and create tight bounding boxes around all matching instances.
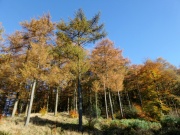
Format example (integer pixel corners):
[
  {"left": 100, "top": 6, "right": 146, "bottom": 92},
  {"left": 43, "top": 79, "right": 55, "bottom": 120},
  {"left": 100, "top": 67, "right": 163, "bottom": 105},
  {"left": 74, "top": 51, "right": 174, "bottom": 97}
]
[{"left": 0, "top": 0, "right": 180, "bottom": 67}]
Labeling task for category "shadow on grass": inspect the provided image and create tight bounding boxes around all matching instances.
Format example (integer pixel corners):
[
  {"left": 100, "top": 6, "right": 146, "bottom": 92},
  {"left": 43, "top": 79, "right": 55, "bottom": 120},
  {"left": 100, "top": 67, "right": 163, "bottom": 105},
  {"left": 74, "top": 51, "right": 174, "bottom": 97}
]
[
  {"left": 29, "top": 116, "right": 103, "bottom": 135},
  {"left": 28, "top": 116, "right": 180, "bottom": 135}
]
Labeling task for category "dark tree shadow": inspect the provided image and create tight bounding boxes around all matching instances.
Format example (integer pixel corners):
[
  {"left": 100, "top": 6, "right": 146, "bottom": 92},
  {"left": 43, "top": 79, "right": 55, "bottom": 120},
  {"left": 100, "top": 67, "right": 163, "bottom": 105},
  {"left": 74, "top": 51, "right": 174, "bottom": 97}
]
[{"left": 29, "top": 116, "right": 103, "bottom": 135}]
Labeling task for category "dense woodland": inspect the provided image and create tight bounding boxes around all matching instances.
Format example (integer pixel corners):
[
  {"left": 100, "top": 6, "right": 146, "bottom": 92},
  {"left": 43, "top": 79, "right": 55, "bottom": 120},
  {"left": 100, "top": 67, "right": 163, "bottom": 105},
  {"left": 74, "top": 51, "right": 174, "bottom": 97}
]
[{"left": 0, "top": 9, "right": 180, "bottom": 134}]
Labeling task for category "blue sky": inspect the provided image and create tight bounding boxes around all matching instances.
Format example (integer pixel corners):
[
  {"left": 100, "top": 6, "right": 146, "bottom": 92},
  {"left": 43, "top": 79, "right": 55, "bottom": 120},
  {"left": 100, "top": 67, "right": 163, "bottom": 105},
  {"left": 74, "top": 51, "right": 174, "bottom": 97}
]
[{"left": 0, "top": 0, "right": 180, "bottom": 67}]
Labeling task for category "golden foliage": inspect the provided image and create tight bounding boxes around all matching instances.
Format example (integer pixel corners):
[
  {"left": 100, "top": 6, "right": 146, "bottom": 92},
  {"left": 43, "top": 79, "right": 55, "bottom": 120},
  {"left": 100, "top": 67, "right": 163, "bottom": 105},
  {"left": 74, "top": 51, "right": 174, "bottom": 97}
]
[
  {"left": 39, "top": 106, "right": 47, "bottom": 116},
  {"left": 69, "top": 110, "right": 78, "bottom": 118}
]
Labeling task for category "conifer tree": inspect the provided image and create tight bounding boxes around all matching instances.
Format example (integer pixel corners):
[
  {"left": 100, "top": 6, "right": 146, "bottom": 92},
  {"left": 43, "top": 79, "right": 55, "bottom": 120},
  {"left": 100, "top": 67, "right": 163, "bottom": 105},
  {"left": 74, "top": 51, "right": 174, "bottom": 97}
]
[
  {"left": 6, "top": 15, "right": 55, "bottom": 126},
  {"left": 57, "top": 9, "right": 106, "bottom": 131},
  {"left": 91, "top": 39, "right": 128, "bottom": 119}
]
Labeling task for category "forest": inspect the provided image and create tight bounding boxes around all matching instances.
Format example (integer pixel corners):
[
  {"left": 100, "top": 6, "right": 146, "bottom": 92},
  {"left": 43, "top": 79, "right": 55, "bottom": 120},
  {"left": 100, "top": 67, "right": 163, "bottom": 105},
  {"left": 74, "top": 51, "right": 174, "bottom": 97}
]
[{"left": 0, "top": 9, "right": 180, "bottom": 135}]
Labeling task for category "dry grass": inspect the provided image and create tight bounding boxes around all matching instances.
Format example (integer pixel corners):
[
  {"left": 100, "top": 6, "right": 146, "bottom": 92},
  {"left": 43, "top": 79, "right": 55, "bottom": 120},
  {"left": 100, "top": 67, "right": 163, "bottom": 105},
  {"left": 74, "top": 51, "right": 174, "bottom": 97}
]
[{"left": 0, "top": 113, "right": 90, "bottom": 135}]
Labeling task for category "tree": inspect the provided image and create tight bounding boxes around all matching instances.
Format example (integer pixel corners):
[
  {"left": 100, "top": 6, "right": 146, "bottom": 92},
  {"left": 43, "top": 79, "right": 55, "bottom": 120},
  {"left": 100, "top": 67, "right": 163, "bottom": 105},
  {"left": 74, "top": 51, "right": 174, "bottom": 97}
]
[
  {"left": 0, "top": 23, "right": 3, "bottom": 42},
  {"left": 91, "top": 39, "right": 128, "bottom": 120},
  {"left": 57, "top": 9, "right": 106, "bottom": 131},
  {"left": 92, "top": 80, "right": 100, "bottom": 118},
  {"left": 6, "top": 15, "right": 55, "bottom": 126}
]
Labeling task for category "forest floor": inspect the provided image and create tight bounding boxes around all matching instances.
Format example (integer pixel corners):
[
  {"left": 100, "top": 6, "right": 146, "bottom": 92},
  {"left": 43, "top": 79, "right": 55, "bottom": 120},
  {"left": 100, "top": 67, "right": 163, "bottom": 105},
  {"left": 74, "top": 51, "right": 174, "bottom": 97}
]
[
  {"left": 0, "top": 112, "right": 180, "bottom": 135},
  {"left": 0, "top": 112, "right": 92, "bottom": 135}
]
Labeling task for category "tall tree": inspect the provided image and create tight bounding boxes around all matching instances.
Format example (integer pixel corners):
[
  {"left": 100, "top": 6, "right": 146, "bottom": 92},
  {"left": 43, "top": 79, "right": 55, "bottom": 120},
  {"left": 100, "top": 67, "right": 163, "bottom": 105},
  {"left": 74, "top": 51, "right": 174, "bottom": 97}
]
[
  {"left": 0, "top": 23, "right": 3, "bottom": 42},
  {"left": 57, "top": 9, "right": 106, "bottom": 131},
  {"left": 7, "top": 15, "right": 55, "bottom": 126},
  {"left": 91, "top": 39, "right": 128, "bottom": 119}
]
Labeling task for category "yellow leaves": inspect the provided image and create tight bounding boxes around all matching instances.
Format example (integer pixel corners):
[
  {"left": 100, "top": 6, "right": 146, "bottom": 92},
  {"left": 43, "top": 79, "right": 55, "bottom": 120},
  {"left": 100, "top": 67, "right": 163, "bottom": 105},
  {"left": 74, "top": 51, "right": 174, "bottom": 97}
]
[
  {"left": 21, "top": 14, "right": 54, "bottom": 38},
  {"left": 20, "top": 62, "right": 39, "bottom": 80},
  {"left": 92, "top": 80, "right": 100, "bottom": 92},
  {"left": 29, "top": 42, "right": 51, "bottom": 66},
  {"left": 91, "top": 39, "right": 127, "bottom": 92}
]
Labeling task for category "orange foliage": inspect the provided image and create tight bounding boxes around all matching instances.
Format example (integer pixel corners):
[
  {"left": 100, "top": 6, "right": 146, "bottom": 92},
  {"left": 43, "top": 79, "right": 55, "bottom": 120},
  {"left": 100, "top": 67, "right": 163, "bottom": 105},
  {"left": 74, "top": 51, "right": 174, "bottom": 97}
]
[{"left": 69, "top": 110, "right": 78, "bottom": 118}]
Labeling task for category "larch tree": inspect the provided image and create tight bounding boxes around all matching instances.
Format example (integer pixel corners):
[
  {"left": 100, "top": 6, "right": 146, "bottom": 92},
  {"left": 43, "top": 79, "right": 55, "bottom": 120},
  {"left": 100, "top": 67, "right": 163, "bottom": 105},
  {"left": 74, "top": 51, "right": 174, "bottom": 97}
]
[
  {"left": 0, "top": 23, "right": 3, "bottom": 42},
  {"left": 91, "top": 39, "right": 128, "bottom": 119},
  {"left": 7, "top": 15, "right": 55, "bottom": 126},
  {"left": 56, "top": 9, "right": 106, "bottom": 131},
  {"left": 92, "top": 80, "right": 101, "bottom": 118}
]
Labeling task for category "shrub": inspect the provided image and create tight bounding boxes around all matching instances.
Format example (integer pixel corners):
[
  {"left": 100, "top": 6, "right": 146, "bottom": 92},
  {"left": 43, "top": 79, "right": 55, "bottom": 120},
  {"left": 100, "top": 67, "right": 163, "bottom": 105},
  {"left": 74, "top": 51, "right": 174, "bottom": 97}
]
[
  {"left": 161, "top": 115, "right": 180, "bottom": 128},
  {"left": 118, "top": 119, "right": 161, "bottom": 130},
  {"left": 39, "top": 106, "right": 47, "bottom": 116},
  {"left": 69, "top": 110, "right": 78, "bottom": 118},
  {"left": 110, "top": 120, "right": 121, "bottom": 129},
  {"left": 123, "top": 106, "right": 139, "bottom": 119},
  {"left": 91, "top": 105, "right": 101, "bottom": 118},
  {"left": 0, "top": 131, "right": 11, "bottom": 135}
]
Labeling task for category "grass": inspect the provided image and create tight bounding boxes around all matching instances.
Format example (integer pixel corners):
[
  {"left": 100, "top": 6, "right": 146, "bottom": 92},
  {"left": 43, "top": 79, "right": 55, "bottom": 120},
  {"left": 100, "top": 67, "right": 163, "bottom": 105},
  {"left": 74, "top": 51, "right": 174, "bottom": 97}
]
[{"left": 0, "top": 113, "right": 179, "bottom": 135}]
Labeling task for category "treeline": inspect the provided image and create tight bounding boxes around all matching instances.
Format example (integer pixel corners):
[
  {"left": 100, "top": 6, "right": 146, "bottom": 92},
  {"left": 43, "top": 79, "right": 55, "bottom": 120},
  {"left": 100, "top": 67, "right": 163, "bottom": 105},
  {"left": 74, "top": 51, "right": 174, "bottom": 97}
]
[{"left": 0, "top": 9, "right": 179, "bottom": 131}]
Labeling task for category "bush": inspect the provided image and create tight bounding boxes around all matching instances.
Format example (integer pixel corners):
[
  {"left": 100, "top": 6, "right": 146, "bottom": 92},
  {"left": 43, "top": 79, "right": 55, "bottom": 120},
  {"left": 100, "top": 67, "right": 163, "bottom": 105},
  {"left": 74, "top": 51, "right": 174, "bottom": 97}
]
[
  {"left": 109, "top": 119, "right": 161, "bottom": 131},
  {"left": 104, "top": 119, "right": 160, "bottom": 135},
  {"left": 69, "top": 110, "right": 78, "bottom": 118},
  {"left": 123, "top": 106, "right": 139, "bottom": 119},
  {"left": 0, "top": 131, "right": 11, "bottom": 135},
  {"left": 91, "top": 105, "right": 101, "bottom": 118},
  {"left": 39, "top": 106, "right": 47, "bottom": 116},
  {"left": 161, "top": 115, "right": 180, "bottom": 128}
]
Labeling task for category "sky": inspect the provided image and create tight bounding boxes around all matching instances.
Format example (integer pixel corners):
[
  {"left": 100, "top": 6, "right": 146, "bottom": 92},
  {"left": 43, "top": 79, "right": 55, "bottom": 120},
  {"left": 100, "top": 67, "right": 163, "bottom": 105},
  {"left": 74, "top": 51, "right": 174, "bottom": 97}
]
[{"left": 0, "top": 0, "right": 180, "bottom": 67}]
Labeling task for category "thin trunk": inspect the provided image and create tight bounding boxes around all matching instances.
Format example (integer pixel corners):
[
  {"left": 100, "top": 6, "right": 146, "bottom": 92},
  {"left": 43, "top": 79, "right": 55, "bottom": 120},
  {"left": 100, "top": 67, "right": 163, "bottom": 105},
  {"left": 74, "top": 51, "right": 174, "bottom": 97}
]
[
  {"left": 54, "top": 87, "right": 59, "bottom": 116},
  {"left": 95, "top": 91, "right": 98, "bottom": 119},
  {"left": 19, "top": 101, "right": 23, "bottom": 115},
  {"left": 12, "top": 100, "right": 19, "bottom": 117},
  {"left": 137, "top": 84, "right": 143, "bottom": 107},
  {"left": 77, "top": 38, "right": 83, "bottom": 132},
  {"left": 89, "top": 88, "right": 92, "bottom": 118},
  {"left": 25, "top": 103, "right": 29, "bottom": 116},
  {"left": 74, "top": 88, "right": 77, "bottom": 111},
  {"left": 108, "top": 91, "right": 114, "bottom": 120},
  {"left": 46, "top": 95, "right": 49, "bottom": 112},
  {"left": 125, "top": 89, "right": 132, "bottom": 110},
  {"left": 70, "top": 98, "right": 72, "bottom": 111},
  {"left": 118, "top": 91, "right": 123, "bottom": 118},
  {"left": 12, "top": 92, "right": 19, "bottom": 117},
  {"left": 104, "top": 81, "right": 108, "bottom": 119},
  {"left": 78, "top": 75, "right": 83, "bottom": 131},
  {"left": 25, "top": 80, "right": 37, "bottom": 126},
  {"left": 76, "top": 92, "right": 78, "bottom": 111},
  {"left": 67, "top": 97, "right": 69, "bottom": 114}
]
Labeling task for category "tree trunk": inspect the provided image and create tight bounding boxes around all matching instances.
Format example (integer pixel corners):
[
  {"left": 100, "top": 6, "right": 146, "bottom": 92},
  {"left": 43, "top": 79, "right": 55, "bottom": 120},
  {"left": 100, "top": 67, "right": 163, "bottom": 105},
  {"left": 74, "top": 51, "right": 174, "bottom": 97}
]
[
  {"left": 67, "top": 97, "right": 69, "bottom": 114},
  {"left": 78, "top": 76, "right": 83, "bottom": 132},
  {"left": 89, "top": 88, "right": 92, "bottom": 118},
  {"left": 25, "top": 103, "right": 29, "bottom": 116},
  {"left": 104, "top": 81, "right": 108, "bottom": 119},
  {"left": 74, "top": 88, "right": 77, "bottom": 111},
  {"left": 95, "top": 91, "right": 98, "bottom": 119},
  {"left": 75, "top": 90, "right": 78, "bottom": 111},
  {"left": 77, "top": 56, "right": 83, "bottom": 132},
  {"left": 25, "top": 80, "right": 37, "bottom": 126},
  {"left": 12, "top": 92, "right": 19, "bottom": 117},
  {"left": 125, "top": 89, "right": 132, "bottom": 110},
  {"left": 12, "top": 100, "right": 19, "bottom": 117},
  {"left": 137, "top": 84, "right": 143, "bottom": 107},
  {"left": 108, "top": 91, "right": 114, "bottom": 120},
  {"left": 118, "top": 91, "right": 123, "bottom": 118},
  {"left": 46, "top": 95, "right": 49, "bottom": 113},
  {"left": 19, "top": 101, "right": 23, "bottom": 115},
  {"left": 54, "top": 87, "right": 59, "bottom": 116}
]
